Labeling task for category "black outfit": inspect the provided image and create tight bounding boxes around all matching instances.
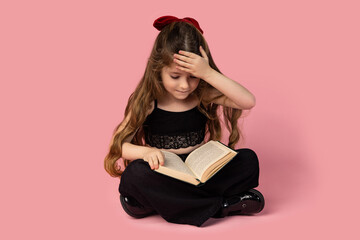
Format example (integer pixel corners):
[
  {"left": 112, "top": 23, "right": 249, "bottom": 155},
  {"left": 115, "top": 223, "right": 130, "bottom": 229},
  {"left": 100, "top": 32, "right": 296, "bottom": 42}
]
[
  {"left": 119, "top": 100, "right": 260, "bottom": 227},
  {"left": 143, "top": 100, "right": 207, "bottom": 149}
]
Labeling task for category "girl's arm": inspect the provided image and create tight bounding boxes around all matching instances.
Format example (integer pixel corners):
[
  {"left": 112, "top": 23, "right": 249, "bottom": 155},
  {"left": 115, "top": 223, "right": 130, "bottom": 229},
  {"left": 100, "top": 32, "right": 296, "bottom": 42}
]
[
  {"left": 201, "top": 69, "right": 256, "bottom": 110},
  {"left": 121, "top": 142, "right": 164, "bottom": 170},
  {"left": 121, "top": 137, "right": 165, "bottom": 170},
  {"left": 173, "top": 46, "right": 256, "bottom": 110}
]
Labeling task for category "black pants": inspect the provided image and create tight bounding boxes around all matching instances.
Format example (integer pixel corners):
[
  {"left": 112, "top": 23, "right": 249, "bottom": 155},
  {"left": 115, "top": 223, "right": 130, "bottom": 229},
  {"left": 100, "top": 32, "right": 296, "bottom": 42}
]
[{"left": 118, "top": 148, "right": 260, "bottom": 227}]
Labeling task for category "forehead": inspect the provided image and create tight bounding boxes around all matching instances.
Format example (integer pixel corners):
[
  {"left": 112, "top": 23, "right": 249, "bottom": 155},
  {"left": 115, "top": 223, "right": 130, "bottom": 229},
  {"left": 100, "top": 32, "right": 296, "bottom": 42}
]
[{"left": 163, "top": 63, "right": 186, "bottom": 74}]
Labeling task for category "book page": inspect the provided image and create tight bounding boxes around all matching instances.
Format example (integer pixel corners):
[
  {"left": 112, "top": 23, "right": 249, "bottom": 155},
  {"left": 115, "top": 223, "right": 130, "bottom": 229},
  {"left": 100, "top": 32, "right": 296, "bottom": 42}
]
[
  {"left": 201, "top": 153, "right": 236, "bottom": 182},
  {"left": 160, "top": 151, "right": 197, "bottom": 177},
  {"left": 185, "top": 141, "right": 228, "bottom": 178}
]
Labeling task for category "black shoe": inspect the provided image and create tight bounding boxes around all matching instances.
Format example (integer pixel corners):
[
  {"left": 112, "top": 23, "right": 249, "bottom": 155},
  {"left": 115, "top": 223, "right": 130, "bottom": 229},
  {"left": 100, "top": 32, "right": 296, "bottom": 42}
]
[
  {"left": 213, "top": 189, "right": 265, "bottom": 218},
  {"left": 120, "top": 195, "right": 157, "bottom": 219}
]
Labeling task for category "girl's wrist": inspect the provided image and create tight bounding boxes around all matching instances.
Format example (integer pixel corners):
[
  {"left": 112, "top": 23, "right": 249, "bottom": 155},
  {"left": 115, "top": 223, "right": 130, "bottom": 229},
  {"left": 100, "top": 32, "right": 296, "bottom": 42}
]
[
  {"left": 140, "top": 146, "right": 154, "bottom": 158},
  {"left": 202, "top": 68, "right": 216, "bottom": 82},
  {"left": 121, "top": 142, "right": 154, "bottom": 161}
]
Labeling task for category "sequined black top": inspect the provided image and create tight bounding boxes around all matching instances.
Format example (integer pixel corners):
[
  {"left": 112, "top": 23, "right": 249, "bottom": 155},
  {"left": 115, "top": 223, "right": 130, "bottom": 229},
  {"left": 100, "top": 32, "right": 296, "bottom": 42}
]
[{"left": 143, "top": 100, "right": 208, "bottom": 149}]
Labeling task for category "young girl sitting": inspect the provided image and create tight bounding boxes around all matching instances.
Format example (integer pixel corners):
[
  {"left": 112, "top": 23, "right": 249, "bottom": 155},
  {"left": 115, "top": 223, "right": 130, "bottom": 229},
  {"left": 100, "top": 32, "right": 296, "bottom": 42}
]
[{"left": 104, "top": 15, "right": 265, "bottom": 227}]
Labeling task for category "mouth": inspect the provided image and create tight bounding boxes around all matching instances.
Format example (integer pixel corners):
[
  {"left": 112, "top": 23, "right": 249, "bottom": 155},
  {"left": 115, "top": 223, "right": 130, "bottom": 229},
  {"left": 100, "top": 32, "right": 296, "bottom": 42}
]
[{"left": 176, "top": 90, "right": 189, "bottom": 94}]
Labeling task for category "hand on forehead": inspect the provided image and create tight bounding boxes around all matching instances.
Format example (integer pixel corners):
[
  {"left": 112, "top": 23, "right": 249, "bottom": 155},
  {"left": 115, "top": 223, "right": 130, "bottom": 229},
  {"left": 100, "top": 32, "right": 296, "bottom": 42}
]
[{"left": 165, "top": 62, "right": 186, "bottom": 74}]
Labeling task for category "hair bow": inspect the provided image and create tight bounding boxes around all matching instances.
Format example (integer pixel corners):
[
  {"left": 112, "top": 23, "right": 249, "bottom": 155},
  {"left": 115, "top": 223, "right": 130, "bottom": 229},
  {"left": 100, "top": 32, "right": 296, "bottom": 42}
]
[{"left": 153, "top": 15, "right": 203, "bottom": 34}]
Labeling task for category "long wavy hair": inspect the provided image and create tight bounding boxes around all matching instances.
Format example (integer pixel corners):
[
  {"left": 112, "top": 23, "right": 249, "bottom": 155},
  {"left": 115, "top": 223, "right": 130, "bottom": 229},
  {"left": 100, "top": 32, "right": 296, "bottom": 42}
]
[{"left": 104, "top": 21, "right": 243, "bottom": 178}]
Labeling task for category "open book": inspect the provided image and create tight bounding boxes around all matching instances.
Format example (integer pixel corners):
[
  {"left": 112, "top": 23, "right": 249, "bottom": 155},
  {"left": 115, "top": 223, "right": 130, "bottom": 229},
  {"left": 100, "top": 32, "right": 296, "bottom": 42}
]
[{"left": 154, "top": 141, "right": 238, "bottom": 186}]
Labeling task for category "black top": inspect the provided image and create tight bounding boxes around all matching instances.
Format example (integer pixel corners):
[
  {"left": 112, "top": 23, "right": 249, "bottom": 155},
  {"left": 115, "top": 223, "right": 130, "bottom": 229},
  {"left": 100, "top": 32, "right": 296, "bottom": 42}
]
[{"left": 143, "top": 100, "right": 208, "bottom": 149}]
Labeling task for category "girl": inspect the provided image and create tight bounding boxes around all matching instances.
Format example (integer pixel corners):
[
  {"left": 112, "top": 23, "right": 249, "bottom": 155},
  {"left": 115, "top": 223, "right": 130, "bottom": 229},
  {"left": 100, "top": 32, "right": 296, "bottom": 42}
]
[{"left": 104, "top": 15, "right": 265, "bottom": 227}]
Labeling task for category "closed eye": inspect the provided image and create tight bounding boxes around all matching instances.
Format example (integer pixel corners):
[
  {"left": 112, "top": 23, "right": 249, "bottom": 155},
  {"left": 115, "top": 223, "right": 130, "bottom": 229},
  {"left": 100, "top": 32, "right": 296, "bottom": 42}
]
[{"left": 170, "top": 75, "right": 198, "bottom": 79}]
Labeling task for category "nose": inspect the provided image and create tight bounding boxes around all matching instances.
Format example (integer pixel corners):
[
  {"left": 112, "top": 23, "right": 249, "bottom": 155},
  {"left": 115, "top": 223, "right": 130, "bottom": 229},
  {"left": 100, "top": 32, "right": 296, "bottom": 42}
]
[{"left": 179, "top": 77, "right": 190, "bottom": 90}]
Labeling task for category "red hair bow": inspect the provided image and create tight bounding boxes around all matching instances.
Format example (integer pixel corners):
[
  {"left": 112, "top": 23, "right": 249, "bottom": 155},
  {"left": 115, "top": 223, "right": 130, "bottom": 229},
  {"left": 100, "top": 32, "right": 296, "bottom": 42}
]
[{"left": 153, "top": 15, "right": 204, "bottom": 34}]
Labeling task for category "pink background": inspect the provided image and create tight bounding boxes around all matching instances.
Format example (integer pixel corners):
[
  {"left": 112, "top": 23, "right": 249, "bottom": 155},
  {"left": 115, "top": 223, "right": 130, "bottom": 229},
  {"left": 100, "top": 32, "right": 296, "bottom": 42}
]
[{"left": 1, "top": 0, "right": 359, "bottom": 239}]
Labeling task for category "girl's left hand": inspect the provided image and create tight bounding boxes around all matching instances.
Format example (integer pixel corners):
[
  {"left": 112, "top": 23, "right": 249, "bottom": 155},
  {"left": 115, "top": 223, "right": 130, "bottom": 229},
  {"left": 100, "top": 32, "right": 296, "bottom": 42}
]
[{"left": 173, "top": 46, "right": 213, "bottom": 80}]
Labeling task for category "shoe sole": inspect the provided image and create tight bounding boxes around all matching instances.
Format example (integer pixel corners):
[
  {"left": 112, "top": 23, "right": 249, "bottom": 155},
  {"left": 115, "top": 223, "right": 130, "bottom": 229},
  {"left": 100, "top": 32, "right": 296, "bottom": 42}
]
[{"left": 120, "top": 195, "right": 156, "bottom": 219}]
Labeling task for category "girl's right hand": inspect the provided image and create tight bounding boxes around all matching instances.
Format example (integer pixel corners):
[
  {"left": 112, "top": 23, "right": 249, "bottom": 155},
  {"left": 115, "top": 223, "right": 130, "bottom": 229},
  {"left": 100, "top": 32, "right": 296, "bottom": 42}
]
[{"left": 142, "top": 147, "right": 165, "bottom": 170}]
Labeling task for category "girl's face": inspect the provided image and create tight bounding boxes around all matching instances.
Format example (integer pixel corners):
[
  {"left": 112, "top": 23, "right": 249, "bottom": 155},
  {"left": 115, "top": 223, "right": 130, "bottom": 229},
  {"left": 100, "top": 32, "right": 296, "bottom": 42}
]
[{"left": 160, "top": 63, "right": 200, "bottom": 101}]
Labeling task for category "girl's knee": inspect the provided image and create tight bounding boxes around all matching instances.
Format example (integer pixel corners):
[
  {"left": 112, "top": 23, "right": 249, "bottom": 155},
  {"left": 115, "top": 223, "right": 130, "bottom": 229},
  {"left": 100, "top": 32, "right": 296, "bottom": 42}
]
[
  {"left": 123, "top": 159, "right": 151, "bottom": 177},
  {"left": 121, "top": 159, "right": 152, "bottom": 184},
  {"left": 234, "top": 148, "right": 259, "bottom": 171},
  {"left": 119, "top": 159, "right": 152, "bottom": 194}
]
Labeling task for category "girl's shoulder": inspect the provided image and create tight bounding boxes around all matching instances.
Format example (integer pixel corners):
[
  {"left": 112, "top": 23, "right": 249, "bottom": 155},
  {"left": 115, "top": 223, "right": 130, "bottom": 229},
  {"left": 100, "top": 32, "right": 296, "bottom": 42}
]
[{"left": 125, "top": 100, "right": 156, "bottom": 123}]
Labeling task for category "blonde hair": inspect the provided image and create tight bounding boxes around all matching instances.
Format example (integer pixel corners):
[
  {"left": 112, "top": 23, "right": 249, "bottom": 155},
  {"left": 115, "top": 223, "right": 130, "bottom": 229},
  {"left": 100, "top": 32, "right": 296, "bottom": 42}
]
[{"left": 104, "top": 21, "right": 243, "bottom": 178}]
